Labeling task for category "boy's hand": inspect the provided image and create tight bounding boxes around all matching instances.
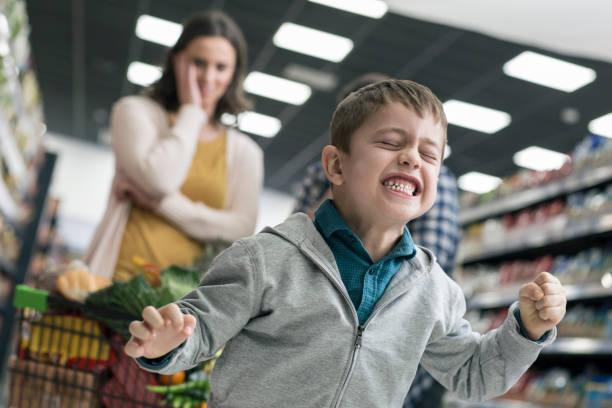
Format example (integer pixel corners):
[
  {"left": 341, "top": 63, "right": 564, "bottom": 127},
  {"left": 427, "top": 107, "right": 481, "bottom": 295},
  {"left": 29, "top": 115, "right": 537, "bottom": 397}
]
[
  {"left": 518, "top": 272, "right": 566, "bottom": 341},
  {"left": 124, "top": 304, "right": 196, "bottom": 359}
]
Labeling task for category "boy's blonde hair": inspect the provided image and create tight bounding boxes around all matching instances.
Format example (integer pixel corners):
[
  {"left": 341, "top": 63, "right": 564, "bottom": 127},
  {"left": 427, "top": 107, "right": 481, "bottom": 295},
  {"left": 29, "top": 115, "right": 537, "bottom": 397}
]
[{"left": 330, "top": 79, "right": 447, "bottom": 152}]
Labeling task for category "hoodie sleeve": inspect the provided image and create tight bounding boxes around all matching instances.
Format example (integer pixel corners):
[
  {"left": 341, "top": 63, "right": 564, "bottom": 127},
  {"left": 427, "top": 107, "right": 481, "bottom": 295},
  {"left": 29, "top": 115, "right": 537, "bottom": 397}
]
[
  {"left": 418, "top": 277, "right": 556, "bottom": 402},
  {"left": 135, "top": 239, "right": 263, "bottom": 374}
]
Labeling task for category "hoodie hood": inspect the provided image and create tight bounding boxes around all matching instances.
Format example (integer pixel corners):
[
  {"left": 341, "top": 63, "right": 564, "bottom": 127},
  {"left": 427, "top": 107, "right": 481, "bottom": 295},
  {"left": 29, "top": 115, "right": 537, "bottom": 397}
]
[{"left": 262, "top": 212, "right": 438, "bottom": 286}]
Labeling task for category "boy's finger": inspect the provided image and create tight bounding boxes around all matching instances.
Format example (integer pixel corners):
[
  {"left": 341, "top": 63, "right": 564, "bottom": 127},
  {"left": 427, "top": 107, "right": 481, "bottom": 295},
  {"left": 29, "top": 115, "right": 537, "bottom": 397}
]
[
  {"left": 160, "top": 303, "right": 184, "bottom": 330},
  {"left": 124, "top": 337, "right": 145, "bottom": 358},
  {"left": 534, "top": 272, "right": 559, "bottom": 286},
  {"left": 129, "top": 320, "right": 154, "bottom": 340},
  {"left": 182, "top": 314, "right": 197, "bottom": 336},
  {"left": 539, "top": 282, "right": 565, "bottom": 296},
  {"left": 540, "top": 283, "right": 565, "bottom": 296},
  {"left": 142, "top": 306, "right": 164, "bottom": 329},
  {"left": 535, "top": 294, "right": 566, "bottom": 310},
  {"left": 537, "top": 305, "right": 565, "bottom": 322},
  {"left": 519, "top": 282, "right": 543, "bottom": 302}
]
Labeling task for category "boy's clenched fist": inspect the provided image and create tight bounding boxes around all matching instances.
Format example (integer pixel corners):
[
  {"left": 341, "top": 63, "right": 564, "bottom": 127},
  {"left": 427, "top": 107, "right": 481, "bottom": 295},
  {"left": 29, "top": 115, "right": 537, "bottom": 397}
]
[{"left": 518, "top": 272, "right": 567, "bottom": 341}]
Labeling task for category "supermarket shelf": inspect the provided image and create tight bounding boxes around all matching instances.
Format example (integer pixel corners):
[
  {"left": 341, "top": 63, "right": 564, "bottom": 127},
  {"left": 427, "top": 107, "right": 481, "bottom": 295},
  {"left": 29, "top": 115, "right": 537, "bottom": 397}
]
[
  {"left": 0, "top": 151, "right": 56, "bottom": 389},
  {"left": 468, "top": 283, "right": 612, "bottom": 310},
  {"left": 0, "top": 256, "right": 15, "bottom": 280},
  {"left": 445, "top": 397, "right": 551, "bottom": 408},
  {"left": 460, "top": 215, "right": 612, "bottom": 265},
  {"left": 0, "top": 294, "right": 9, "bottom": 316},
  {"left": 460, "top": 164, "right": 612, "bottom": 225},
  {"left": 541, "top": 337, "right": 612, "bottom": 355},
  {"left": 0, "top": 114, "right": 28, "bottom": 187},
  {"left": 0, "top": 174, "right": 18, "bottom": 221},
  {"left": 13, "top": 152, "right": 56, "bottom": 284}
]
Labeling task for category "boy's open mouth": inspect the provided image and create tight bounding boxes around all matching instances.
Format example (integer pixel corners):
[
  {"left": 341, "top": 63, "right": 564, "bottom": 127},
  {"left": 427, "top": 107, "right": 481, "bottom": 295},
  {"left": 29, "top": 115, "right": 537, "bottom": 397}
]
[{"left": 382, "top": 176, "right": 421, "bottom": 196}]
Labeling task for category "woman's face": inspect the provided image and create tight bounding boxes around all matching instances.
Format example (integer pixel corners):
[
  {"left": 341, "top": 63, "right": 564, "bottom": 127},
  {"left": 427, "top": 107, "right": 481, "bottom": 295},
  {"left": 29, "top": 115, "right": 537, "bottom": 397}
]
[{"left": 183, "top": 35, "right": 237, "bottom": 113}]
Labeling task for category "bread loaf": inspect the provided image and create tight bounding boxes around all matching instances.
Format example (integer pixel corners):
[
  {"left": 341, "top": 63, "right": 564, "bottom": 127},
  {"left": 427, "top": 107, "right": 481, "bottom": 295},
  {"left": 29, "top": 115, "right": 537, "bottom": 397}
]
[{"left": 56, "top": 268, "right": 112, "bottom": 302}]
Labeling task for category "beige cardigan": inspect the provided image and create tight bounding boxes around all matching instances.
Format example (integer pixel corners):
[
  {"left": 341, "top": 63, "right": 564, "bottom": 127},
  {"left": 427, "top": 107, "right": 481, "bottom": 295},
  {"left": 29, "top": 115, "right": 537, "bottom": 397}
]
[{"left": 84, "top": 96, "right": 264, "bottom": 279}]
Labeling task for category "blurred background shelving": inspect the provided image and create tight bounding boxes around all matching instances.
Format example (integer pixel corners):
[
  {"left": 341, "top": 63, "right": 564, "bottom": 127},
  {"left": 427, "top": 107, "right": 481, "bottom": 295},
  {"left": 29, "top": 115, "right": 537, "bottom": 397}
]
[
  {"left": 0, "top": 0, "right": 56, "bottom": 390},
  {"left": 457, "top": 137, "right": 612, "bottom": 407}
]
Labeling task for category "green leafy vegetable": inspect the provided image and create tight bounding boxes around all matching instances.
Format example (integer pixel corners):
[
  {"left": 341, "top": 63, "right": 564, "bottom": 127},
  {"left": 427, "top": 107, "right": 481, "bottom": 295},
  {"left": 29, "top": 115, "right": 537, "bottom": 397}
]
[{"left": 84, "top": 265, "right": 202, "bottom": 339}]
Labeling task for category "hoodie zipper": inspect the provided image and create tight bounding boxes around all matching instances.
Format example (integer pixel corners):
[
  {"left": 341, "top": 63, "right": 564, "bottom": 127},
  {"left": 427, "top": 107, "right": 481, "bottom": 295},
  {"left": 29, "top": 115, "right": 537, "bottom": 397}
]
[
  {"left": 303, "top": 247, "right": 413, "bottom": 408},
  {"left": 331, "top": 325, "right": 363, "bottom": 408},
  {"left": 329, "top": 286, "right": 417, "bottom": 407},
  {"left": 303, "top": 254, "right": 365, "bottom": 408}
]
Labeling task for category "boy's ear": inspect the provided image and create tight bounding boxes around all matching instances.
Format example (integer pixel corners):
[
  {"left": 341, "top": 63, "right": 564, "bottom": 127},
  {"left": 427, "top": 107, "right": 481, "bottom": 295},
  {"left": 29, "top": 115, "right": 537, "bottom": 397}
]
[{"left": 321, "top": 145, "right": 344, "bottom": 187}]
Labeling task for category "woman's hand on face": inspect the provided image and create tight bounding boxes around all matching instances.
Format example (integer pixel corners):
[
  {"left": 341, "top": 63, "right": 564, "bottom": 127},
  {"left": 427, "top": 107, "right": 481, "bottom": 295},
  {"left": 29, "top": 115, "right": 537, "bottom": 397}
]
[
  {"left": 174, "top": 52, "right": 202, "bottom": 107},
  {"left": 114, "top": 177, "right": 159, "bottom": 211}
]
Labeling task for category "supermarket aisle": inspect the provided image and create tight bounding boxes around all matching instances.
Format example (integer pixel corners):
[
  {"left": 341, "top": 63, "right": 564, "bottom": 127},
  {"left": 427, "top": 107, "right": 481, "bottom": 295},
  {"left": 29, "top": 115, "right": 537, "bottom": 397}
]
[
  {"left": 2, "top": 0, "right": 612, "bottom": 407},
  {"left": 449, "top": 134, "right": 612, "bottom": 407}
]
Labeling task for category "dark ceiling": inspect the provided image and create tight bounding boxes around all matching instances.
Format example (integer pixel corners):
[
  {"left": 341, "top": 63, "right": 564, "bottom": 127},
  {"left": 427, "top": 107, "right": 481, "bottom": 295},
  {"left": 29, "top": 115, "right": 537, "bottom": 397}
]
[{"left": 25, "top": 0, "right": 612, "bottom": 194}]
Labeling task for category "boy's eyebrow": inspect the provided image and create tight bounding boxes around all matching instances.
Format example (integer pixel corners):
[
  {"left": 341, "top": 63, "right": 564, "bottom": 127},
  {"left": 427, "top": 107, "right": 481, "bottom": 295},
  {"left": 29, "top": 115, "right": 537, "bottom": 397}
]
[
  {"left": 421, "top": 136, "right": 443, "bottom": 150},
  {"left": 372, "top": 127, "right": 443, "bottom": 150},
  {"left": 372, "top": 127, "right": 409, "bottom": 139}
]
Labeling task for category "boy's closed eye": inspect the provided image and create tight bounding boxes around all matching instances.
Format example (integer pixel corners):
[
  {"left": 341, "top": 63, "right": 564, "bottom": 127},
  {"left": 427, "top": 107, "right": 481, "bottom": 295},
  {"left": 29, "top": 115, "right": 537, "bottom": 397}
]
[
  {"left": 378, "top": 138, "right": 403, "bottom": 148},
  {"left": 420, "top": 150, "right": 439, "bottom": 161}
]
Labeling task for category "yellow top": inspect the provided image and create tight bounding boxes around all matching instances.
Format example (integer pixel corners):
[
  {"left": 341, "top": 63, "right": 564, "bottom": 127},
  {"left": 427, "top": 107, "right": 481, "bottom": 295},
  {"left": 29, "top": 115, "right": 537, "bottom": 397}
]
[{"left": 114, "top": 132, "right": 227, "bottom": 281}]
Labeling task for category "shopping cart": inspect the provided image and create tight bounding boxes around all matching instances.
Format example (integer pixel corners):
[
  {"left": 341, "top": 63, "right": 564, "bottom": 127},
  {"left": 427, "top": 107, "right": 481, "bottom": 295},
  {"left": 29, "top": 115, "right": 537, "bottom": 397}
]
[{"left": 7, "top": 284, "right": 198, "bottom": 408}]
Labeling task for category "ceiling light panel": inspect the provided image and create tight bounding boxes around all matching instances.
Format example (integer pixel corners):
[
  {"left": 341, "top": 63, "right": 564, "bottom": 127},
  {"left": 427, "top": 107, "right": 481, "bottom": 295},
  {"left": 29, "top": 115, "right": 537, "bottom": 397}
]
[
  {"left": 244, "top": 72, "right": 312, "bottom": 105},
  {"left": 220, "top": 113, "right": 237, "bottom": 126},
  {"left": 308, "top": 0, "right": 388, "bottom": 18},
  {"left": 503, "top": 51, "right": 596, "bottom": 92},
  {"left": 238, "top": 112, "right": 282, "bottom": 138},
  {"left": 443, "top": 100, "right": 511, "bottom": 134},
  {"left": 283, "top": 63, "right": 338, "bottom": 92},
  {"left": 458, "top": 171, "right": 502, "bottom": 194},
  {"left": 135, "top": 15, "right": 182, "bottom": 47},
  {"left": 588, "top": 112, "right": 612, "bottom": 138},
  {"left": 127, "top": 62, "right": 162, "bottom": 87},
  {"left": 443, "top": 144, "right": 451, "bottom": 160},
  {"left": 273, "top": 23, "right": 353, "bottom": 62},
  {"left": 513, "top": 146, "right": 569, "bottom": 171}
]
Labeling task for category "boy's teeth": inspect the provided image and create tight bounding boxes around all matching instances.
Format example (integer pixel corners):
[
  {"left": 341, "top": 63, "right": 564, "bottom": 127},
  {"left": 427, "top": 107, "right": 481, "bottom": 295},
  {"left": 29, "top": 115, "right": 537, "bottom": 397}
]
[{"left": 384, "top": 180, "right": 415, "bottom": 195}]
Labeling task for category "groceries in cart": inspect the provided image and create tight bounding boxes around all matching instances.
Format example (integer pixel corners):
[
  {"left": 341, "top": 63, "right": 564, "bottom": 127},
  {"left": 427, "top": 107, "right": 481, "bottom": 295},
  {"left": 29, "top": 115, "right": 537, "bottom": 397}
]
[{"left": 9, "top": 253, "right": 221, "bottom": 407}]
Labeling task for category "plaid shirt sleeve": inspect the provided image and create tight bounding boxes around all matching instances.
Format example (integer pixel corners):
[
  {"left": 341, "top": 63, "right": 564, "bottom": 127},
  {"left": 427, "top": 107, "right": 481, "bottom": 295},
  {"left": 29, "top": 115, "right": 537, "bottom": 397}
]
[
  {"left": 403, "top": 166, "right": 461, "bottom": 408},
  {"left": 408, "top": 165, "right": 461, "bottom": 277},
  {"left": 293, "top": 162, "right": 330, "bottom": 214},
  {"left": 403, "top": 365, "right": 435, "bottom": 407}
]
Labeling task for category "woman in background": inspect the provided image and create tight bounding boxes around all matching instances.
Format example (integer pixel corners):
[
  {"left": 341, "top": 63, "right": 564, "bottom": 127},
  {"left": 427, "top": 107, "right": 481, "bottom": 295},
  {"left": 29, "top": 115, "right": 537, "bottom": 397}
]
[{"left": 85, "top": 11, "right": 263, "bottom": 280}]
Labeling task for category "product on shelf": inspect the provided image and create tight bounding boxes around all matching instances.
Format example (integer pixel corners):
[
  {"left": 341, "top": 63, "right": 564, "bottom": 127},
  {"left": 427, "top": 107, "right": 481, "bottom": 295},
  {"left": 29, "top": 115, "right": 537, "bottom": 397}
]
[
  {"left": 460, "top": 133, "right": 612, "bottom": 210},
  {"left": 460, "top": 242, "right": 612, "bottom": 302},
  {"left": 459, "top": 183, "right": 612, "bottom": 263},
  {"left": 0, "top": 213, "right": 19, "bottom": 263},
  {"left": 467, "top": 303, "right": 612, "bottom": 341},
  {"left": 0, "top": 0, "right": 60, "bottom": 397},
  {"left": 557, "top": 305, "right": 612, "bottom": 339},
  {"left": 455, "top": 121, "right": 612, "bottom": 408}
]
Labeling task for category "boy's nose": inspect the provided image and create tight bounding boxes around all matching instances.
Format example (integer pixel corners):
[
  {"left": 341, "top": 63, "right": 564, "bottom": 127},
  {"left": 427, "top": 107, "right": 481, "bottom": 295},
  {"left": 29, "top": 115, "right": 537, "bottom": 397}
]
[{"left": 398, "top": 149, "right": 419, "bottom": 168}]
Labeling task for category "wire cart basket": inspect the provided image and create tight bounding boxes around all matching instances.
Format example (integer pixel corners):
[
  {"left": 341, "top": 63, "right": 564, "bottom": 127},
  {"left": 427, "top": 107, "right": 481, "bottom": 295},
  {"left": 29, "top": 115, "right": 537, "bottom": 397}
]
[{"left": 8, "top": 284, "right": 209, "bottom": 408}]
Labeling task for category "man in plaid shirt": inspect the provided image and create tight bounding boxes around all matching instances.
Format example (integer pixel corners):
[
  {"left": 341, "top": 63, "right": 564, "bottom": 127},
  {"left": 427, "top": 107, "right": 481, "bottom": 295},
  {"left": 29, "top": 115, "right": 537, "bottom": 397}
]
[{"left": 293, "top": 162, "right": 461, "bottom": 408}]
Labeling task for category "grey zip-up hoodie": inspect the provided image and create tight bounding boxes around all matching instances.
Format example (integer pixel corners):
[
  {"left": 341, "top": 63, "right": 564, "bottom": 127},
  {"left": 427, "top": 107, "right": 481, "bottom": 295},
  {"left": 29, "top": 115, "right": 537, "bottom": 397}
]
[{"left": 139, "top": 213, "right": 555, "bottom": 407}]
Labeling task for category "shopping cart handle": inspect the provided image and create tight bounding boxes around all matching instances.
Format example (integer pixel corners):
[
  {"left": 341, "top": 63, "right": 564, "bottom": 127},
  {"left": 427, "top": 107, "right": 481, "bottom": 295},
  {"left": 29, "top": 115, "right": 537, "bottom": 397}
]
[{"left": 13, "top": 284, "right": 49, "bottom": 312}]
